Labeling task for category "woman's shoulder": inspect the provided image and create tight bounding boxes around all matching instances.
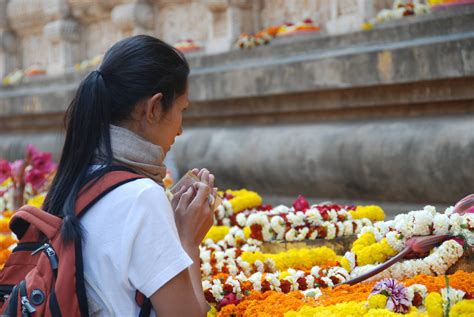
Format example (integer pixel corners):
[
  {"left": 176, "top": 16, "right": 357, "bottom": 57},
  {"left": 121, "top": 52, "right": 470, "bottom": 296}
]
[{"left": 114, "top": 177, "right": 166, "bottom": 199}]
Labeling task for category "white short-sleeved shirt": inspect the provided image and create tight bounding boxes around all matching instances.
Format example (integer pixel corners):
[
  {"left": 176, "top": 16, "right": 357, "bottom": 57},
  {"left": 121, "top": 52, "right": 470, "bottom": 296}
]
[{"left": 81, "top": 178, "right": 193, "bottom": 316}]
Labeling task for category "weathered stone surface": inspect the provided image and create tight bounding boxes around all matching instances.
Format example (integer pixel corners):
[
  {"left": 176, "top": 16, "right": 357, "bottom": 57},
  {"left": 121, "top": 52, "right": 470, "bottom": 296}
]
[{"left": 172, "top": 116, "right": 474, "bottom": 205}]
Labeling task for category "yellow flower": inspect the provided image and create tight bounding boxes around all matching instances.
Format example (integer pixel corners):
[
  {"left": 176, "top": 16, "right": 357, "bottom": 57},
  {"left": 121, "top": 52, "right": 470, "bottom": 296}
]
[
  {"left": 450, "top": 299, "right": 474, "bottom": 317},
  {"left": 226, "top": 189, "right": 262, "bottom": 213},
  {"left": 351, "top": 233, "right": 397, "bottom": 266},
  {"left": 350, "top": 205, "right": 385, "bottom": 221},
  {"left": 361, "top": 22, "right": 374, "bottom": 31},
  {"left": 207, "top": 304, "right": 218, "bottom": 317},
  {"left": 340, "top": 256, "right": 351, "bottom": 272},
  {"left": 242, "top": 247, "right": 339, "bottom": 271},
  {"left": 368, "top": 294, "right": 388, "bottom": 309},
  {"left": 426, "top": 292, "right": 443, "bottom": 317},
  {"left": 243, "top": 226, "right": 251, "bottom": 239},
  {"left": 0, "top": 178, "right": 12, "bottom": 188},
  {"left": 285, "top": 301, "right": 368, "bottom": 317},
  {"left": 27, "top": 194, "right": 46, "bottom": 208},
  {"left": 204, "top": 226, "right": 230, "bottom": 242}
]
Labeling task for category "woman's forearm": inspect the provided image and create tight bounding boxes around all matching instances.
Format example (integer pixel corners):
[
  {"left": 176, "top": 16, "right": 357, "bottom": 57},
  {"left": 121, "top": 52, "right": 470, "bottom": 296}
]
[{"left": 184, "top": 244, "right": 209, "bottom": 315}]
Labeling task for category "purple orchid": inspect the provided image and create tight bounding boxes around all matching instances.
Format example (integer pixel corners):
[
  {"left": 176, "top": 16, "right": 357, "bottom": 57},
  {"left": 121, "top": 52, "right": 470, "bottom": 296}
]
[
  {"left": 371, "top": 278, "right": 411, "bottom": 313},
  {"left": 0, "top": 160, "right": 11, "bottom": 183}
]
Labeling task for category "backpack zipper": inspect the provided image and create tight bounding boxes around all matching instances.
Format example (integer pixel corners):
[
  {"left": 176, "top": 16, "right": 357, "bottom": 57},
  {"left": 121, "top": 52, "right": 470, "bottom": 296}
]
[
  {"left": 32, "top": 242, "right": 59, "bottom": 271},
  {"left": 19, "top": 280, "right": 36, "bottom": 316}
]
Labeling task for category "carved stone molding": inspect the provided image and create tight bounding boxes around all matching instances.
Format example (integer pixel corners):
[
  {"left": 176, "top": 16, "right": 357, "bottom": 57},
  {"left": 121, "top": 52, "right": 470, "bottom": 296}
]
[
  {"left": 43, "top": 19, "right": 80, "bottom": 43},
  {"left": 205, "top": 0, "right": 256, "bottom": 53},
  {"left": 206, "top": 0, "right": 251, "bottom": 12},
  {"left": 68, "top": 0, "right": 122, "bottom": 23},
  {"left": 111, "top": 1, "right": 154, "bottom": 34},
  {"left": 43, "top": 19, "right": 80, "bottom": 74},
  {"left": 7, "top": 0, "right": 50, "bottom": 35}
]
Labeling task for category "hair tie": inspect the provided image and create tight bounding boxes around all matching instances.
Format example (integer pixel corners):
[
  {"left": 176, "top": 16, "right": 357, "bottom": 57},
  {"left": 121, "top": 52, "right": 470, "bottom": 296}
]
[{"left": 95, "top": 69, "right": 103, "bottom": 77}]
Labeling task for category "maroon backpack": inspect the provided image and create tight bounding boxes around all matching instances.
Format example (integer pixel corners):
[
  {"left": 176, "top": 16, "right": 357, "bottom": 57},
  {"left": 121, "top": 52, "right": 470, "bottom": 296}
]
[{"left": 0, "top": 166, "right": 151, "bottom": 316}]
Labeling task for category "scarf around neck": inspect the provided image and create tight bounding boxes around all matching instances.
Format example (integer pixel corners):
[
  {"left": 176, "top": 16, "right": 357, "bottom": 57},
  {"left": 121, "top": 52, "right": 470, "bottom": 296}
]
[{"left": 100, "top": 125, "right": 167, "bottom": 186}]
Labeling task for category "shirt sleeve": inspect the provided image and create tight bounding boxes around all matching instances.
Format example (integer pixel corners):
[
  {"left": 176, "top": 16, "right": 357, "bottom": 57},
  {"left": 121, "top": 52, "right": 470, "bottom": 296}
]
[{"left": 120, "top": 180, "right": 193, "bottom": 297}]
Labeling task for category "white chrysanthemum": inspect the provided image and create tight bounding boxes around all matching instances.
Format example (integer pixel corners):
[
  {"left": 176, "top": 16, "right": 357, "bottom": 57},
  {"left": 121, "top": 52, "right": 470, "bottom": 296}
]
[
  {"left": 309, "top": 230, "right": 318, "bottom": 240},
  {"left": 248, "top": 272, "right": 263, "bottom": 291},
  {"left": 226, "top": 276, "right": 242, "bottom": 294},
  {"left": 326, "top": 267, "right": 349, "bottom": 283},
  {"left": 424, "top": 205, "right": 437, "bottom": 216},
  {"left": 324, "top": 223, "right": 336, "bottom": 240},
  {"left": 264, "top": 258, "right": 277, "bottom": 273},
  {"left": 296, "top": 227, "right": 309, "bottom": 241},
  {"left": 310, "top": 266, "right": 321, "bottom": 277},
  {"left": 222, "top": 218, "right": 231, "bottom": 226},
  {"left": 201, "top": 263, "right": 213, "bottom": 277},
  {"left": 283, "top": 275, "right": 299, "bottom": 291},
  {"left": 441, "top": 287, "right": 465, "bottom": 311},
  {"left": 266, "top": 273, "right": 281, "bottom": 291},
  {"left": 272, "top": 205, "right": 290, "bottom": 214},
  {"left": 255, "top": 260, "right": 265, "bottom": 273},
  {"left": 407, "top": 284, "right": 427, "bottom": 303},
  {"left": 448, "top": 214, "right": 463, "bottom": 236},
  {"left": 385, "top": 231, "right": 405, "bottom": 251},
  {"left": 236, "top": 271, "right": 248, "bottom": 282},
  {"left": 343, "top": 221, "right": 354, "bottom": 236},
  {"left": 216, "top": 205, "right": 225, "bottom": 220},
  {"left": 302, "top": 288, "right": 322, "bottom": 299},
  {"left": 306, "top": 208, "right": 323, "bottom": 225},
  {"left": 200, "top": 249, "right": 211, "bottom": 262},
  {"left": 444, "top": 206, "right": 455, "bottom": 216},
  {"left": 202, "top": 280, "right": 212, "bottom": 290},
  {"left": 305, "top": 275, "right": 315, "bottom": 289},
  {"left": 412, "top": 210, "right": 433, "bottom": 236},
  {"left": 335, "top": 222, "right": 345, "bottom": 238},
  {"left": 374, "top": 221, "right": 390, "bottom": 237},
  {"left": 236, "top": 213, "right": 247, "bottom": 227},
  {"left": 343, "top": 252, "right": 356, "bottom": 271},
  {"left": 354, "top": 219, "right": 364, "bottom": 234},
  {"left": 320, "top": 276, "right": 334, "bottom": 287},
  {"left": 223, "top": 199, "right": 232, "bottom": 210},
  {"left": 327, "top": 210, "right": 338, "bottom": 222},
  {"left": 211, "top": 280, "right": 224, "bottom": 301},
  {"left": 433, "top": 214, "right": 449, "bottom": 235},
  {"left": 285, "top": 228, "right": 298, "bottom": 242},
  {"left": 270, "top": 216, "right": 285, "bottom": 234}
]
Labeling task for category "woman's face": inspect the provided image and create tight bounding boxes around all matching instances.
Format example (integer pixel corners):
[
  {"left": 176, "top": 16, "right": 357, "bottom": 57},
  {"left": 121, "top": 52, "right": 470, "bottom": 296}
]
[{"left": 149, "top": 87, "right": 189, "bottom": 154}]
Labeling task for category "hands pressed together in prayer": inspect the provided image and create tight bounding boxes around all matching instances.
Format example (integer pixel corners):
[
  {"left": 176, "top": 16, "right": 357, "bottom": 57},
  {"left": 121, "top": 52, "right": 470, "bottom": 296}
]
[{"left": 171, "top": 168, "right": 216, "bottom": 249}]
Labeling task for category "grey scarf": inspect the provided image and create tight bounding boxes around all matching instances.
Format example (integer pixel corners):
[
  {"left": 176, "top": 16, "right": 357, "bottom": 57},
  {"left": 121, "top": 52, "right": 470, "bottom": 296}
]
[{"left": 99, "top": 125, "right": 167, "bottom": 186}]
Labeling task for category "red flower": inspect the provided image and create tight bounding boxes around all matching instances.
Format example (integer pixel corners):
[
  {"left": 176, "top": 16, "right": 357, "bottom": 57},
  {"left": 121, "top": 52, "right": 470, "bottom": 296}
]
[
  {"left": 25, "top": 168, "right": 47, "bottom": 190},
  {"left": 293, "top": 195, "right": 310, "bottom": 211},
  {"left": 217, "top": 293, "right": 240, "bottom": 310},
  {"left": 0, "top": 160, "right": 11, "bottom": 183}
]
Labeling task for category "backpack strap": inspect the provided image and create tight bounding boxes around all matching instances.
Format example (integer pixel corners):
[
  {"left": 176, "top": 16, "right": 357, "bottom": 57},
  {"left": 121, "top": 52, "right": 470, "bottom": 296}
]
[{"left": 76, "top": 166, "right": 145, "bottom": 217}]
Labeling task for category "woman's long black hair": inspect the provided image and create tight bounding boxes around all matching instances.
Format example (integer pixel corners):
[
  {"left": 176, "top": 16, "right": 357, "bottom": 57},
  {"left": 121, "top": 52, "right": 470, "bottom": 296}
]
[{"left": 43, "top": 35, "right": 189, "bottom": 241}]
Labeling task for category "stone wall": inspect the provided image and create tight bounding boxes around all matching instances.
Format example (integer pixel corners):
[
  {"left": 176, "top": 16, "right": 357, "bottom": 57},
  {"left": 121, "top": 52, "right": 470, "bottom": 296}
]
[
  {"left": 0, "top": 2, "right": 473, "bottom": 211},
  {"left": 0, "top": 0, "right": 398, "bottom": 77}
]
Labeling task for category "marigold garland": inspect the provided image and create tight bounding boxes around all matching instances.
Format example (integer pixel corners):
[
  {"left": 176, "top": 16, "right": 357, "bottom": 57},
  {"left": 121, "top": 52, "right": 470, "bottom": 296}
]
[
  {"left": 226, "top": 189, "right": 263, "bottom": 213},
  {"left": 205, "top": 226, "right": 231, "bottom": 242},
  {"left": 449, "top": 299, "right": 474, "bottom": 317},
  {"left": 351, "top": 232, "right": 397, "bottom": 266},
  {"left": 350, "top": 205, "right": 385, "bottom": 222},
  {"left": 241, "top": 247, "right": 339, "bottom": 271}
]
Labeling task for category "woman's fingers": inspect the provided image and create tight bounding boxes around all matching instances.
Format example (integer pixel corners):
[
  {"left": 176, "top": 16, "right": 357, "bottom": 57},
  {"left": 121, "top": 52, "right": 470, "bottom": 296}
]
[
  {"left": 176, "top": 187, "right": 194, "bottom": 213},
  {"left": 171, "top": 185, "right": 188, "bottom": 211},
  {"left": 190, "top": 182, "right": 211, "bottom": 210}
]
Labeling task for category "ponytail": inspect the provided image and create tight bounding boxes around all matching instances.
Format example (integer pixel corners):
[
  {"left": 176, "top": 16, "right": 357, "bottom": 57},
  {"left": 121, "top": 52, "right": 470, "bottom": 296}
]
[
  {"left": 44, "top": 70, "right": 113, "bottom": 241},
  {"left": 44, "top": 35, "right": 189, "bottom": 241}
]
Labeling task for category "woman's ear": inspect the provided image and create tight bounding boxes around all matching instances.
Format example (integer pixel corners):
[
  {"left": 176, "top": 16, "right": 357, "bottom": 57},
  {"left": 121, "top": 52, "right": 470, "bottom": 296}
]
[{"left": 145, "top": 92, "right": 164, "bottom": 124}]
